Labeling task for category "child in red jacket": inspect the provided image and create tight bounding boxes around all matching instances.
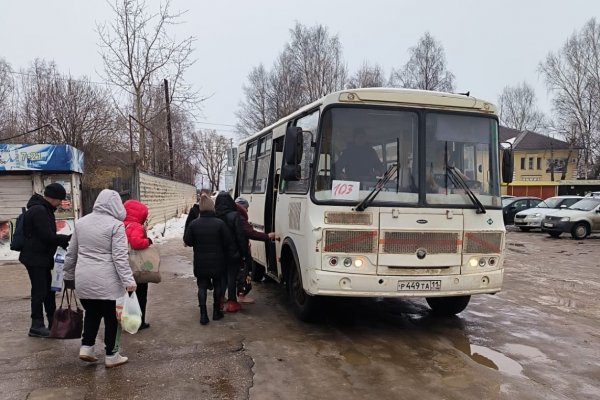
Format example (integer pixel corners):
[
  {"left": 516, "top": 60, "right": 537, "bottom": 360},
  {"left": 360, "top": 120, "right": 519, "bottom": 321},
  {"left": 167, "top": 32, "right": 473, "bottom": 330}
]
[{"left": 123, "top": 200, "right": 153, "bottom": 330}]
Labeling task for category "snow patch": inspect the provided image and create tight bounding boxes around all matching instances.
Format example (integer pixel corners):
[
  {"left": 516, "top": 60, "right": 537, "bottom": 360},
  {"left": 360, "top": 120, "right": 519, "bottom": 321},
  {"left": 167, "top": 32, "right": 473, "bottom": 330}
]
[{"left": 147, "top": 214, "right": 188, "bottom": 243}]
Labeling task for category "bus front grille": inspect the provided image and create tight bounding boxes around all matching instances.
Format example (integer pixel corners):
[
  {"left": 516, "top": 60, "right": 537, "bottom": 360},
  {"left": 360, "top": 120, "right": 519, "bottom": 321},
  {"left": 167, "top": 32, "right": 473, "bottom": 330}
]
[
  {"left": 382, "top": 231, "right": 460, "bottom": 254},
  {"left": 464, "top": 232, "right": 503, "bottom": 253},
  {"left": 323, "top": 230, "right": 378, "bottom": 253}
]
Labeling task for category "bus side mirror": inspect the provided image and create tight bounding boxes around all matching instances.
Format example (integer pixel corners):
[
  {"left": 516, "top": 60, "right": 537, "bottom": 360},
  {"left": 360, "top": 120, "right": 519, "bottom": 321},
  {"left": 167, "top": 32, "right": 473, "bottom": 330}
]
[
  {"left": 502, "top": 149, "right": 513, "bottom": 184},
  {"left": 282, "top": 126, "right": 304, "bottom": 181}
]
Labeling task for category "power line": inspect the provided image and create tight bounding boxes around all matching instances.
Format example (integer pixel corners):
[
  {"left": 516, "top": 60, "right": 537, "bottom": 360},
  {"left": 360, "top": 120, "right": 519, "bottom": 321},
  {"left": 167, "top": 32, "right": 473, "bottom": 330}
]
[{"left": 0, "top": 124, "right": 52, "bottom": 141}]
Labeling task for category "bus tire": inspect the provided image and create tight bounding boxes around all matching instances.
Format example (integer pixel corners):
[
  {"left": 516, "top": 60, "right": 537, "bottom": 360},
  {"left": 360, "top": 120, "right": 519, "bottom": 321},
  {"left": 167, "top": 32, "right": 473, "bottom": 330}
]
[
  {"left": 287, "top": 263, "right": 319, "bottom": 322},
  {"left": 426, "top": 295, "right": 470, "bottom": 316}
]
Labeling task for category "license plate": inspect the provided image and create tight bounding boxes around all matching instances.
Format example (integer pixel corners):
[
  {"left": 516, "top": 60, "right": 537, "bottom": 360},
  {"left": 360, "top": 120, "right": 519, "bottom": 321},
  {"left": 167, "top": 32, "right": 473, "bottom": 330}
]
[
  {"left": 543, "top": 222, "right": 554, "bottom": 228},
  {"left": 397, "top": 280, "right": 441, "bottom": 291}
]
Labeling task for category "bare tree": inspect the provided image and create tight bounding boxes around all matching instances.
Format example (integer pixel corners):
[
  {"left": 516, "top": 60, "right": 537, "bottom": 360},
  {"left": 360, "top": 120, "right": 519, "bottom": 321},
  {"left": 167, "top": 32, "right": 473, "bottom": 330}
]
[
  {"left": 190, "top": 129, "right": 229, "bottom": 191},
  {"left": 287, "top": 22, "right": 347, "bottom": 101},
  {"left": 97, "top": 0, "right": 198, "bottom": 168},
  {"left": 236, "top": 22, "right": 346, "bottom": 138},
  {"left": 347, "top": 61, "right": 386, "bottom": 89},
  {"left": 267, "top": 48, "right": 305, "bottom": 122},
  {"left": 0, "top": 58, "right": 16, "bottom": 136},
  {"left": 539, "top": 18, "right": 600, "bottom": 178},
  {"left": 17, "top": 59, "right": 58, "bottom": 143},
  {"left": 390, "top": 32, "right": 455, "bottom": 92},
  {"left": 235, "top": 64, "right": 272, "bottom": 137},
  {"left": 497, "top": 82, "right": 547, "bottom": 131}
]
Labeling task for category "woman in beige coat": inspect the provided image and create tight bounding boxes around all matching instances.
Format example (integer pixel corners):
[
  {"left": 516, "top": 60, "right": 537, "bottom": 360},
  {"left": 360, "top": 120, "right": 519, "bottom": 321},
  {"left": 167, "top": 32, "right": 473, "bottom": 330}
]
[{"left": 63, "top": 189, "right": 136, "bottom": 368}]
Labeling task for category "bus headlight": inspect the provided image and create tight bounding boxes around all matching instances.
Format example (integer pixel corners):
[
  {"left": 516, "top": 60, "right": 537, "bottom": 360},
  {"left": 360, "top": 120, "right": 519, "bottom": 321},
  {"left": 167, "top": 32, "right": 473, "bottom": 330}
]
[
  {"left": 329, "top": 257, "right": 338, "bottom": 266},
  {"left": 354, "top": 259, "right": 363, "bottom": 268},
  {"left": 478, "top": 258, "right": 487, "bottom": 268},
  {"left": 343, "top": 257, "right": 353, "bottom": 267},
  {"left": 469, "top": 257, "right": 479, "bottom": 267}
]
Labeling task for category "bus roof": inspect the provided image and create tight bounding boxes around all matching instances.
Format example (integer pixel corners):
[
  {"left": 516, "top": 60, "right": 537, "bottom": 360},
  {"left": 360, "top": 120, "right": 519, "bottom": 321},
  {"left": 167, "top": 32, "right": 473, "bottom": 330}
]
[{"left": 239, "top": 87, "right": 497, "bottom": 145}]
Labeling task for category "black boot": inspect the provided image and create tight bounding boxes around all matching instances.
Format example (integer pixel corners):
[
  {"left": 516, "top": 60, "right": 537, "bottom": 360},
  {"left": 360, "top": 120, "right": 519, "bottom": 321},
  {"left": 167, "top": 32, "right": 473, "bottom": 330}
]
[
  {"left": 213, "top": 308, "right": 224, "bottom": 321},
  {"left": 28, "top": 318, "right": 50, "bottom": 338},
  {"left": 200, "top": 306, "right": 209, "bottom": 325}
]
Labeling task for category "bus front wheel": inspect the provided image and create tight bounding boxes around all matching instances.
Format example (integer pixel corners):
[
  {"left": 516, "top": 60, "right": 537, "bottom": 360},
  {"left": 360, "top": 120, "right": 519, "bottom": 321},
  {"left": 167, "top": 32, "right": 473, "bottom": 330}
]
[
  {"left": 426, "top": 295, "right": 471, "bottom": 316},
  {"left": 287, "top": 265, "right": 319, "bottom": 322}
]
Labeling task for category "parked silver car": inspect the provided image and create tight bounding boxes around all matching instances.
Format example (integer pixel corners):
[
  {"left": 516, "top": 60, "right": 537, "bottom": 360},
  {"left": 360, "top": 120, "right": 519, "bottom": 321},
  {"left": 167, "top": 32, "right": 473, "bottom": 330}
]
[
  {"left": 541, "top": 197, "right": 600, "bottom": 239},
  {"left": 514, "top": 195, "right": 583, "bottom": 231}
]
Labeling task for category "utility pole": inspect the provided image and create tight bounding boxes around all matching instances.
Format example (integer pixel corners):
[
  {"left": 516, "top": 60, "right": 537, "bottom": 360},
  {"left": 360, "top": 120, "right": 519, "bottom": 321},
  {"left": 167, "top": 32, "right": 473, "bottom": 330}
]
[
  {"left": 550, "top": 140, "right": 555, "bottom": 182},
  {"left": 164, "top": 78, "right": 174, "bottom": 179}
]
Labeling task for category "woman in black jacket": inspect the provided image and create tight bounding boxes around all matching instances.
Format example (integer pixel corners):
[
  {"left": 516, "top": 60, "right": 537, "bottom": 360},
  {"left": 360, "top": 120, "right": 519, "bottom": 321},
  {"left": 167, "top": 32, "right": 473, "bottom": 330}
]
[
  {"left": 183, "top": 195, "right": 238, "bottom": 325},
  {"left": 214, "top": 192, "right": 249, "bottom": 313}
]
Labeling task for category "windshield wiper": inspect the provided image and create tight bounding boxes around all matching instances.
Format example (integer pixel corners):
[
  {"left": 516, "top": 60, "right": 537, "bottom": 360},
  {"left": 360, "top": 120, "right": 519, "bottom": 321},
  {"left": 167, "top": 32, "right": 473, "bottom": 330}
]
[
  {"left": 355, "top": 164, "right": 398, "bottom": 212},
  {"left": 446, "top": 166, "right": 486, "bottom": 214}
]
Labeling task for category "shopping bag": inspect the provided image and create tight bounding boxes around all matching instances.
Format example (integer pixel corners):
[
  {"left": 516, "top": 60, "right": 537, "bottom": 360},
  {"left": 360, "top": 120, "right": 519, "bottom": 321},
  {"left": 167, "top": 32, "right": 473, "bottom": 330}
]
[
  {"left": 50, "top": 289, "right": 83, "bottom": 339},
  {"left": 50, "top": 248, "right": 66, "bottom": 292},
  {"left": 120, "top": 292, "right": 142, "bottom": 334},
  {"left": 128, "top": 246, "right": 161, "bottom": 284}
]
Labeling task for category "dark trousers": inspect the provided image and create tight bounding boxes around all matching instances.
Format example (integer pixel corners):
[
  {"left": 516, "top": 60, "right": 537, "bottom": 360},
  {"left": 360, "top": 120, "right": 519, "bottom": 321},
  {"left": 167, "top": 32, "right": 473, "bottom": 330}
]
[
  {"left": 136, "top": 283, "right": 148, "bottom": 324},
  {"left": 197, "top": 277, "right": 222, "bottom": 308},
  {"left": 25, "top": 266, "right": 56, "bottom": 322},
  {"left": 80, "top": 299, "right": 118, "bottom": 356},
  {"left": 221, "top": 263, "right": 240, "bottom": 302}
]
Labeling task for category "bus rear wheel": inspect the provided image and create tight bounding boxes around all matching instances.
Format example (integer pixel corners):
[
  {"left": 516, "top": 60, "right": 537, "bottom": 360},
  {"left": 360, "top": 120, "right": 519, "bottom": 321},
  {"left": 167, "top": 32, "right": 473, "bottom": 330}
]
[
  {"left": 426, "top": 295, "right": 471, "bottom": 316},
  {"left": 287, "top": 264, "right": 319, "bottom": 322}
]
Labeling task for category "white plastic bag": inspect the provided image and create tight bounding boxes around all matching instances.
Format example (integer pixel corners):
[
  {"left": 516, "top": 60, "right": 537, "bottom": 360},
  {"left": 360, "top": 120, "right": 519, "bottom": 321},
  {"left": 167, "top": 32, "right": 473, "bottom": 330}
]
[
  {"left": 51, "top": 248, "right": 66, "bottom": 292},
  {"left": 120, "top": 292, "right": 142, "bottom": 334}
]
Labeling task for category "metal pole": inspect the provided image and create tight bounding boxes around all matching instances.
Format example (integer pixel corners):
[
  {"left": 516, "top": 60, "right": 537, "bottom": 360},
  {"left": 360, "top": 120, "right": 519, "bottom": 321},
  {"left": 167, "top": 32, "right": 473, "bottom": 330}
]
[{"left": 164, "top": 79, "right": 174, "bottom": 178}]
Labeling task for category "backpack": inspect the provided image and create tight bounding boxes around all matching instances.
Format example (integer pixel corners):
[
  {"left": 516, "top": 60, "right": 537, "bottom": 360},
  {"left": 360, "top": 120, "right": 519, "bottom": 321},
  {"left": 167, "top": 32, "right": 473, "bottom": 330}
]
[{"left": 10, "top": 207, "right": 27, "bottom": 251}]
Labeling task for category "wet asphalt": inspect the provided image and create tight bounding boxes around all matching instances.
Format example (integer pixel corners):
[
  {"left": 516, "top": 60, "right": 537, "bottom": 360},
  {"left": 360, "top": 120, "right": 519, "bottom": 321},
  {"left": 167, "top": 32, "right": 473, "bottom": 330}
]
[{"left": 1, "top": 227, "right": 599, "bottom": 400}]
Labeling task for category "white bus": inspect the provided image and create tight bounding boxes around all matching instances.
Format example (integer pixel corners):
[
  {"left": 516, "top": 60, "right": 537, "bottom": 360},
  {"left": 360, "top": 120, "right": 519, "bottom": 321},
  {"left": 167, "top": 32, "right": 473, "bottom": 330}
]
[{"left": 235, "top": 88, "right": 513, "bottom": 321}]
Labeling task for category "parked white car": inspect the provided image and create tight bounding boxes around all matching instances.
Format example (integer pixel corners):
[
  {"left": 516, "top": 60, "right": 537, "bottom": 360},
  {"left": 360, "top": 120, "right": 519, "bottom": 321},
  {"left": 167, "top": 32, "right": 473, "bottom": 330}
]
[
  {"left": 513, "top": 195, "right": 583, "bottom": 231},
  {"left": 541, "top": 197, "right": 600, "bottom": 239}
]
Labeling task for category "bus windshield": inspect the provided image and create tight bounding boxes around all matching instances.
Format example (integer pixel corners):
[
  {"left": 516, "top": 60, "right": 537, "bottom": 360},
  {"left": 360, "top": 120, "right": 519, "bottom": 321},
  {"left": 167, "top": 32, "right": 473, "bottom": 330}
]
[{"left": 313, "top": 107, "right": 501, "bottom": 207}]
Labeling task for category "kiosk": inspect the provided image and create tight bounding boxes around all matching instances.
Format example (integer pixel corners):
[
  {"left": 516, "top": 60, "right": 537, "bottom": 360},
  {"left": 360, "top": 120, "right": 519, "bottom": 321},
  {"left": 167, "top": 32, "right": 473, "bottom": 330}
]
[{"left": 0, "top": 144, "right": 84, "bottom": 261}]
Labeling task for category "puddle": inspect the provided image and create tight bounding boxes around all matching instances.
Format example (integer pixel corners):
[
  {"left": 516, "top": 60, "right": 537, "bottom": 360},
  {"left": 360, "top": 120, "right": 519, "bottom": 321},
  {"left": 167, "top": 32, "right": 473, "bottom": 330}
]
[
  {"left": 340, "top": 348, "right": 370, "bottom": 366},
  {"left": 503, "top": 343, "right": 549, "bottom": 363},
  {"left": 455, "top": 342, "right": 524, "bottom": 377}
]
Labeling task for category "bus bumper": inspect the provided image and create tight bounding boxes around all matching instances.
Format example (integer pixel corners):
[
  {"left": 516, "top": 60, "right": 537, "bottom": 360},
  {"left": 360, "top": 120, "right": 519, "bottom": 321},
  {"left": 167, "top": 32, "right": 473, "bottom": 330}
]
[{"left": 304, "top": 268, "right": 504, "bottom": 297}]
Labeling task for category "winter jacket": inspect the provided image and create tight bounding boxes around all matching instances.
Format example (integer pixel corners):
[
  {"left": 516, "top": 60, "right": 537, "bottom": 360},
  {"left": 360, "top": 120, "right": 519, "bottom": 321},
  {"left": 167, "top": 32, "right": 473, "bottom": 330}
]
[
  {"left": 123, "top": 200, "right": 151, "bottom": 250},
  {"left": 184, "top": 203, "right": 200, "bottom": 231},
  {"left": 19, "top": 194, "right": 70, "bottom": 269},
  {"left": 215, "top": 193, "right": 248, "bottom": 263},
  {"left": 63, "top": 189, "right": 135, "bottom": 300},
  {"left": 236, "top": 204, "right": 270, "bottom": 242},
  {"left": 183, "top": 210, "right": 239, "bottom": 278}
]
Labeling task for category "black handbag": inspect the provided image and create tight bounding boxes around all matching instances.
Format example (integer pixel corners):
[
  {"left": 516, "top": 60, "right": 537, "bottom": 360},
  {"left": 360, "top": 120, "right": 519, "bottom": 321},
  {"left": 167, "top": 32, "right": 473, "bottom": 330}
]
[{"left": 50, "top": 289, "right": 83, "bottom": 339}]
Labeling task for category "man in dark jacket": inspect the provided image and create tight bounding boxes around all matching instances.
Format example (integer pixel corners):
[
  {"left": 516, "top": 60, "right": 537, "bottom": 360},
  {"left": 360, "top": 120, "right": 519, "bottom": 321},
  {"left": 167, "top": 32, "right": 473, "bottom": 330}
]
[
  {"left": 19, "top": 183, "right": 71, "bottom": 337},
  {"left": 215, "top": 192, "right": 249, "bottom": 313}
]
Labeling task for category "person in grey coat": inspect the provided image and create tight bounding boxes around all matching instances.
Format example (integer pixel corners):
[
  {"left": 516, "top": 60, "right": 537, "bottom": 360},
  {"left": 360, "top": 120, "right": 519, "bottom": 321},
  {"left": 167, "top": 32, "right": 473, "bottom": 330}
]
[{"left": 63, "top": 189, "right": 136, "bottom": 368}]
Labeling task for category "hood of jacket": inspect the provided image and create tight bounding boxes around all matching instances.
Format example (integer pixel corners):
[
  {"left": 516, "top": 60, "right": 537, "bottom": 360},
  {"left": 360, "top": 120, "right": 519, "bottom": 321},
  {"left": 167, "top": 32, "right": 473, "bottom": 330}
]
[
  {"left": 93, "top": 189, "right": 126, "bottom": 221},
  {"left": 215, "top": 192, "right": 237, "bottom": 217},
  {"left": 27, "top": 193, "right": 56, "bottom": 211},
  {"left": 235, "top": 203, "right": 248, "bottom": 220},
  {"left": 123, "top": 199, "right": 148, "bottom": 225}
]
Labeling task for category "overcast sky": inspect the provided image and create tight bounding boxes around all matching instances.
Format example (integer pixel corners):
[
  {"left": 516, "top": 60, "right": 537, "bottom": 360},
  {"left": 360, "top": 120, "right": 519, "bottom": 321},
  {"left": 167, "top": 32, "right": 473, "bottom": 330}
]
[{"left": 1, "top": 0, "right": 599, "bottom": 140}]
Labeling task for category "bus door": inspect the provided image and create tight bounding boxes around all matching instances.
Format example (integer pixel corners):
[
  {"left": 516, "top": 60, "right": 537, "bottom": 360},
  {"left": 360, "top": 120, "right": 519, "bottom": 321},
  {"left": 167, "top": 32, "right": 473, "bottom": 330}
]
[{"left": 266, "top": 134, "right": 284, "bottom": 277}]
